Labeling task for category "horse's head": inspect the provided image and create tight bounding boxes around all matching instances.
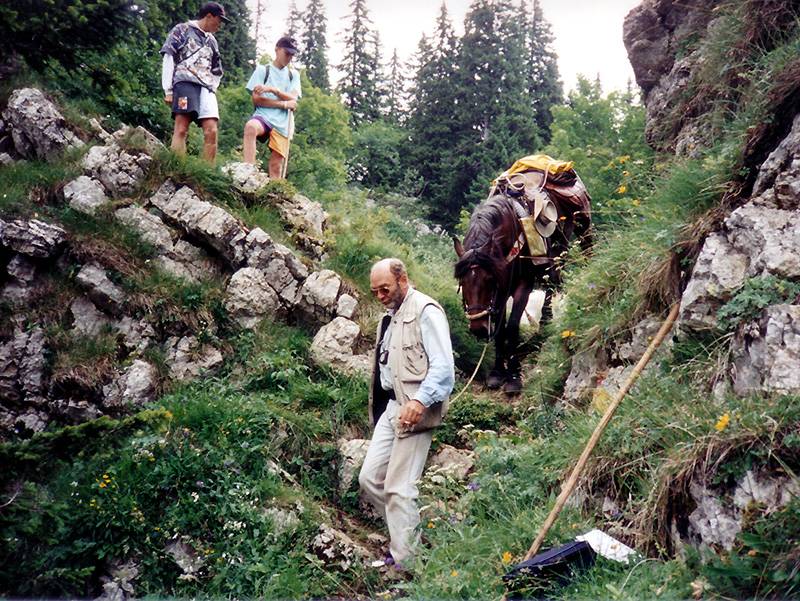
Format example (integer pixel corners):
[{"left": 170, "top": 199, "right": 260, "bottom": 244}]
[{"left": 454, "top": 238, "right": 503, "bottom": 340}]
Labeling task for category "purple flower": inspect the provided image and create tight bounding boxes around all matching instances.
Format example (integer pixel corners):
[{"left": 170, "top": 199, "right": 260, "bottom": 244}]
[{"left": 467, "top": 480, "right": 480, "bottom": 491}]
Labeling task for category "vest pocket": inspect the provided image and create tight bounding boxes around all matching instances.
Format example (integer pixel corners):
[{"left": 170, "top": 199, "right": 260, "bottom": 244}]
[{"left": 401, "top": 343, "right": 427, "bottom": 380}]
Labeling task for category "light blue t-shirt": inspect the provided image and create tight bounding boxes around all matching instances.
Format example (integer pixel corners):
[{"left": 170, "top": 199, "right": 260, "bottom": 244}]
[{"left": 246, "top": 64, "right": 302, "bottom": 137}]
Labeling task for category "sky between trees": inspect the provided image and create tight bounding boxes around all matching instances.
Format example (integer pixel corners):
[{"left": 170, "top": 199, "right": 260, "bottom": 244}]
[{"left": 247, "top": 0, "right": 641, "bottom": 92}]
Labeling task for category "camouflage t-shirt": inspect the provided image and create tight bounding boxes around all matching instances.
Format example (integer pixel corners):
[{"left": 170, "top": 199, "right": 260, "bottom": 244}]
[{"left": 160, "top": 21, "right": 223, "bottom": 92}]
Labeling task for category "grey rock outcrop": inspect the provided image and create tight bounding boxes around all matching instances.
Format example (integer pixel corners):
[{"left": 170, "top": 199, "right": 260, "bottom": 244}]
[
  {"left": 428, "top": 444, "right": 475, "bottom": 481},
  {"left": 337, "top": 438, "right": 370, "bottom": 495},
  {"left": 298, "top": 269, "right": 342, "bottom": 324},
  {"left": 103, "top": 360, "right": 157, "bottom": 408},
  {"left": 0, "top": 326, "right": 47, "bottom": 405},
  {"left": 222, "top": 161, "right": 270, "bottom": 195},
  {"left": 1, "top": 88, "right": 84, "bottom": 159},
  {"left": 165, "top": 336, "right": 224, "bottom": 382},
  {"left": 0, "top": 218, "right": 66, "bottom": 258},
  {"left": 70, "top": 296, "right": 113, "bottom": 336},
  {"left": 149, "top": 184, "right": 247, "bottom": 266},
  {"left": 82, "top": 143, "right": 153, "bottom": 197},
  {"left": 224, "top": 267, "right": 282, "bottom": 327},
  {"left": 310, "top": 317, "right": 370, "bottom": 377},
  {"left": 311, "top": 524, "right": 369, "bottom": 572},
  {"left": 114, "top": 205, "right": 175, "bottom": 252},
  {"left": 731, "top": 305, "right": 800, "bottom": 395},
  {"left": 156, "top": 240, "right": 223, "bottom": 283},
  {"left": 76, "top": 263, "right": 126, "bottom": 317},
  {"left": 63, "top": 175, "right": 110, "bottom": 215}
]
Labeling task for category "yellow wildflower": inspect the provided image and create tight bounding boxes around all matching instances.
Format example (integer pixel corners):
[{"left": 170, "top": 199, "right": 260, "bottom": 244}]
[
  {"left": 622, "top": 170, "right": 630, "bottom": 177},
  {"left": 98, "top": 482, "right": 107, "bottom": 489},
  {"left": 632, "top": 198, "right": 641, "bottom": 207},
  {"left": 561, "top": 330, "right": 576, "bottom": 339},
  {"left": 502, "top": 551, "right": 513, "bottom": 565},
  {"left": 427, "top": 521, "right": 435, "bottom": 529},
  {"left": 617, "top": 184, "right": 627, "bottom": 194},
  {"left": 451, "top": 570, "right": 459, "bottom": 577},
  {"left": 618, "top": 155, "right": 630, "bottom": 163},
  {"left": 715, "top": 413, "right": 730, "bottom": 432}
]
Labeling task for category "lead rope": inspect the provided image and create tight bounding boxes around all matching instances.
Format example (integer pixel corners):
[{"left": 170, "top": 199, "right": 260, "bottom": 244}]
[{"left": 448, "top": 341, "right": 490, "bottom": 405}]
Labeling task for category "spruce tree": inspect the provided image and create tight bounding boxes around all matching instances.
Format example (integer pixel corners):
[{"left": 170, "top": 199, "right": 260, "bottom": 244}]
[
  {"left": 285, "top": 0, "right": 302, "bottom": 38},
  {"left": 300, "top": 0, "right": 330, "bottom": 92},
  {"left": 336, "top": 0, "right": 381, "bottom": 126},
  {"left": 384, "top": 49, "right": 406, "bottom": 123},
  {"left": 524, "top": 0, "right": 562, "bottom": 141}
]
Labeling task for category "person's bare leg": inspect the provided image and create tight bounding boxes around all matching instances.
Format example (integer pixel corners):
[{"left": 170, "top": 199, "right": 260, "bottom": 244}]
[
  {"left": 268, "top": 150, "right": 284, "bottom": 178},
  {"left": 200, "top": 118, "right": 218, "bottom": 164},
  {"left": 242, "top": 119, "right": 265, "bottom": 164},
  {"left": 171, "top": 114, "right": 191, "bottom": 155}
]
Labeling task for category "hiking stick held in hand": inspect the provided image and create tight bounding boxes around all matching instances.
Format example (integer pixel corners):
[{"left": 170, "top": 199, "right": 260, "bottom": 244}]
[{"left": 523, "top": 302, "right": 681, "bottom": 561}]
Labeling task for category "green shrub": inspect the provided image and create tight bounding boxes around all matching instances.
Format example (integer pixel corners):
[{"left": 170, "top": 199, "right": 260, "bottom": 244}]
[{"left": 717, "top": 275, "right": 800, "bottom": 331}]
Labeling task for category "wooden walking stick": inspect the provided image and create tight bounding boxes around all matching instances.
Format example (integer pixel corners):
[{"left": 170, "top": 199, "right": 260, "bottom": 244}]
[
  {"left": 280, "top": 109, "right": 295, "bottom": 179},
  {"left": 522, "top": 302, "right": 680, "bottom": 561}
]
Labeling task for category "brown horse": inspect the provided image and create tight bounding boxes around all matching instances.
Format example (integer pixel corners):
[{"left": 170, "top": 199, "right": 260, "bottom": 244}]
[{"left": 453, "top": 176, "right": 591, "bottom": 394}]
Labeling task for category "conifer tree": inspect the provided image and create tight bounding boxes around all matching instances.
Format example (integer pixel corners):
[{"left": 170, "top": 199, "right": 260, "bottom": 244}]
[
  {"left": 336, "top": 0, "right": 382, "bottom": 126},
  {"left": 285, "top": 0, "right": 302, "bottom": 38},
  {"left": 384, "top": 49, "right": 406, "bottom": 123},
  {"left": 524, "top": 0, "right": 562, "bottom": 141},
  {"left": 300, "top": 0, "right": 330, "bottom": 92},
  {"left": 213, "top": 0, "right": 256, "bottom": 74}
]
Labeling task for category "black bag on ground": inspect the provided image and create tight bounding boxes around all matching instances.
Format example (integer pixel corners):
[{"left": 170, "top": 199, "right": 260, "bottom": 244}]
[{"left": 503, "top": 540, "right": 596, "bottom": 600}]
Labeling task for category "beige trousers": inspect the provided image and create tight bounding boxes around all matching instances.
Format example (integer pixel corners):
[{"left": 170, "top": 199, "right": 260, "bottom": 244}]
[{"left": 358, "top": 399, "right": 433, "bottom": 565}]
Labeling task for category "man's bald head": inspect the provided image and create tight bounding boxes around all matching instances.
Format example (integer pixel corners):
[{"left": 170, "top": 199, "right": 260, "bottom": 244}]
[{"left": 370, "top": 258, "right": 409, "bottom": 310}]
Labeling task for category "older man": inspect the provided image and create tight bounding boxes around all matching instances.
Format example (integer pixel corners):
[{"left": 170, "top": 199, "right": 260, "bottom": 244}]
[{"left": 359, "top": 258, "right": 455, "bottom": 569}]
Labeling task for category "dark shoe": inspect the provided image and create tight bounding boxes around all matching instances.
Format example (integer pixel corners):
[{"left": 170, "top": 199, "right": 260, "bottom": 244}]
[
  {"left": 487, "top": 369, "right": 507, "bottom": 389},
  {"left": 503, "top": 374, "right": 522, "bottom": 395}
]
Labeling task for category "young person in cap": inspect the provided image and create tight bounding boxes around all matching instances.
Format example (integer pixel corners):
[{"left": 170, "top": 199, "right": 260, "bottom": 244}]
[
  {"left": 242, "top": 36, "right": 302, "bottom": 178},
  {"left": 160, "top": 2, "right": 229, "bottom": 164}
]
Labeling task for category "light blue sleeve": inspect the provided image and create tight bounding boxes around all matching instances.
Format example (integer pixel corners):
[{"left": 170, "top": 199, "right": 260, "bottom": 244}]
[
  {"left": 414, "top": 305, "right": 455, "bottom": 407},
  {"left": 245, "top": 65, "right": 265, "bottom": 92}
]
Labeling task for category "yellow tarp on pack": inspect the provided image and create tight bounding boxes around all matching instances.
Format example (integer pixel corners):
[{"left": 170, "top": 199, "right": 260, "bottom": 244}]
[{"left": 501, "top": 154, "right": 575, "bottom": 178}]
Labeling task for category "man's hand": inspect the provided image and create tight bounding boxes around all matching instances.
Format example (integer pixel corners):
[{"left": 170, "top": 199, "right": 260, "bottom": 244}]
[
  {"left": 284, "top": 98, "right": 297, "bottom": 110},
  {"left": 398, "top": 400, "right": 425, "bottom": 429},
  {"left": 164, "top": 94, "right": 173, "bottom": 105},
  {"left": 253, "top": 84, "right": 277, "bottom": 96}
]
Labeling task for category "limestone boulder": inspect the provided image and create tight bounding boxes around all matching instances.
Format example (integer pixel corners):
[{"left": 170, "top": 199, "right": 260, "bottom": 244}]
[
  {"left": 678, "top": 233, "right": 748, "bottom": 334},
  {"left": 751, "top": 112, "right": 800, "bottom": 210},
  {"left": 82, "top": 143, "right": 153, "bottom": 197},
  {"left": 310, "top": 524, "right": 369, "bottom": 572},
  {"left": 149, "top": 185, "right": 247, "bottom": 266},
  {"left": 0, "top": 326, "right": 47, "bottom": 404},
  {"left": 309, "top": 317, "right": 370, "bottom": 377},
  {"left": 298, "top": 270, "right": 342, "bottom": 325},
  {"left": 337, "top": 438, "right": 370, "bottom": 495},
  {"left": 114, "top": 205, "right": 175, "bottom": 252},
  {"left": 76, "top": 263, "right": 126, "bottom": 316},
  {"left": 224, "top": 267, "right": 282, "bottom": 327},
  {"left": 103, "top": 360, "right": 158, "bottom": 409},
  {"left": 111, "top": 125, "right": 164, "bottom": 156},
  {"left": 165, "top": 336, "right": 223, "bottom": 382},
  {"left": 70, "top": 296, "right": 113, "bottom": 337},
  {"left": 155, "top": 240, "right": 224, "bottom": 283},
  {"left": 726, "top": 205, "right": 800, "bottom": 279},
  {"left": 1, "top": 88, "right": 84, "bottom": 160},
  {"left": 428, "top": 444, "right": 475, "bottom": 481},
  {"left": 0, "top": 218, "right": 66, "bottom": 258},
  {"left": 731, "top": 305, "right": 800, "bottom": 396},
  {"left": 63, "top": 175, "right": 109, "bottom": 216},
  {"left": 221, "top": 161, "right": 270, "bottom": 195}
]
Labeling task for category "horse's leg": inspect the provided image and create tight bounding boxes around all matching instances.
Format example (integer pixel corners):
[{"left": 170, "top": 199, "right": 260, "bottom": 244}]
[
  {"left": 487, "top": 305, "right": 508, "bottom": 389},
  {"left": 503, "top": 281, "right": 535, "bottom": 395}
]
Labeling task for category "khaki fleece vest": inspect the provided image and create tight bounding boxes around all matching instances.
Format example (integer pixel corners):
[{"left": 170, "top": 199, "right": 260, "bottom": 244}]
[{"left": 368, "top": 288, "right": 449, "bottom": 438}]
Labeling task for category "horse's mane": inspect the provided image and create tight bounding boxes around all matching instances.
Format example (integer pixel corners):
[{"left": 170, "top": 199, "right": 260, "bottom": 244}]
[{"left": 454, "top": 195, "right": 515, "bottom": 280}]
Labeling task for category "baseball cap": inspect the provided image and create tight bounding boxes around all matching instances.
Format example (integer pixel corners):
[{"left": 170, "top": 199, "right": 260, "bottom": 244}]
[
  {"left": 276, "top": 36, "right": 299, "bottom": 55},
  {"left": 198, "top": 2, "right": 231, "bottom": 23}
]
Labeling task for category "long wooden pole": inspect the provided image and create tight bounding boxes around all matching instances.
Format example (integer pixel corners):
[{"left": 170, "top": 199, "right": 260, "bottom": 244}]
[{"left": 523, "top": 303, "right": 681, "bottom": 561}]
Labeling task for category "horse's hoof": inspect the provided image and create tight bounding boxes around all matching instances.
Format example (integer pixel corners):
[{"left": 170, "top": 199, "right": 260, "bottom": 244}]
[
  {"left": 487, "top": 370, "right": 507, "bottom": 389},
  {"left": 503, "top": 376, "right": 522, "bottom": 395}
]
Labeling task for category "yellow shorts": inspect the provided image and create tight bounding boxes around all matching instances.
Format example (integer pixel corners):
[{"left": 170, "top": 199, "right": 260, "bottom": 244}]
[{"left": 253, "top": 116, "right": 290, "bottom": 157}]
